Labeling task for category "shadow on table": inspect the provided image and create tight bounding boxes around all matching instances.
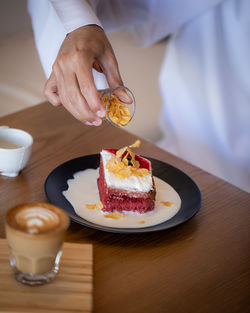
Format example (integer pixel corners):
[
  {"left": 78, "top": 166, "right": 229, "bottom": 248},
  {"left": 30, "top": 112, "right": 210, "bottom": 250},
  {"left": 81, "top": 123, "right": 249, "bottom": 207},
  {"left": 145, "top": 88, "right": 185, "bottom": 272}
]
[{"left": 67, "top": 217, "right": 199, "bottom": 249}]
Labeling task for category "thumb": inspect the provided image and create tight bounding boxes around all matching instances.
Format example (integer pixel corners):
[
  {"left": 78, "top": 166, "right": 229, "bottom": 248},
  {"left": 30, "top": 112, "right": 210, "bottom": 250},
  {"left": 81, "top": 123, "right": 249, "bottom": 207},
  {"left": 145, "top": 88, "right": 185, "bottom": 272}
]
[{"left": 101, "top": 58, "right": 132, "bottom": 104}]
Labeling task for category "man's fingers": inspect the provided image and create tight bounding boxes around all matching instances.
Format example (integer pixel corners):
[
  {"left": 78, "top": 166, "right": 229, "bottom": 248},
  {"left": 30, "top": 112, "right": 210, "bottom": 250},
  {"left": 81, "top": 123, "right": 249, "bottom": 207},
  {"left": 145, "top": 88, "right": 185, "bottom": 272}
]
[
  {"left": 101, "top": 52, "right": 123, "bottom": 89},
  {"left": 53, "top": 61, "right": 102, "bottom": 125},
  {"left": 100, "top": 54, "right": 133, "bottom": 104},
  {"left": 75, "top": 58, "right": 106, "bottom": 118},
  {"left": 43, "top": 73, "right": 61, "bottom": 107},
  {"left": 113, "top": 88, "right": 134, "bottom": 104},
  {"left": 44, "top": 25, "right": 127, "bottom": 126}
]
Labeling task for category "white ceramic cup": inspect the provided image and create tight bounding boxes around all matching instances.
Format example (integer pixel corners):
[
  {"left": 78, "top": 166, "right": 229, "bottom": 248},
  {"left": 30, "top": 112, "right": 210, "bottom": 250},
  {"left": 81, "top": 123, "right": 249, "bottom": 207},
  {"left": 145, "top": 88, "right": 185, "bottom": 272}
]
[{"left": 0, "top": 126, "right": 33, "bottom": 177}]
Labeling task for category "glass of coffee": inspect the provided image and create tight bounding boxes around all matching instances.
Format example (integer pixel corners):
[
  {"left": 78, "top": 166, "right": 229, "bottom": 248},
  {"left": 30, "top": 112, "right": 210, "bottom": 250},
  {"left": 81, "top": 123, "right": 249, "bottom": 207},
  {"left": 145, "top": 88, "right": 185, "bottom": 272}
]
[
  {"left": 99, "top": 86, "right": 136, "bottom": 127},
  {"left": 5, "top": 203, "right": 70, "bottom": 285}
]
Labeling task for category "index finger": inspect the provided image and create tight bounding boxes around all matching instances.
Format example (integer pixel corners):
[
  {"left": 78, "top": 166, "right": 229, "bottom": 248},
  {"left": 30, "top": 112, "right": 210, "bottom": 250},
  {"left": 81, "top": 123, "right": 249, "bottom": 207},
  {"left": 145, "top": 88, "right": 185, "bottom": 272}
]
[{"left": 75, "top": 59, "right": 106, "bottom": 119}]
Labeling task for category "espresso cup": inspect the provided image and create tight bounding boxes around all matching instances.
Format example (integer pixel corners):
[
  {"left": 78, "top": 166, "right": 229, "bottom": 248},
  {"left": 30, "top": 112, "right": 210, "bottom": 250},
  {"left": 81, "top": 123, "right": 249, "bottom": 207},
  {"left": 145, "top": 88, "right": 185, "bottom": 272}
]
[
  {"left": 5, "top": 203, "right": 70, "bottom": 285},
  {"left": 0, "top": 126, "right": 33, "bottom": 177}
]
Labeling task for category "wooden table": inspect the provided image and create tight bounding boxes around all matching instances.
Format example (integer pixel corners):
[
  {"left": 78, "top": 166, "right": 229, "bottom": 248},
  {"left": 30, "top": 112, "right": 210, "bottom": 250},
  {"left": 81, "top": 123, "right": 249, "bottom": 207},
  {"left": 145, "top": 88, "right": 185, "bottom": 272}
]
[{"left": 0, "top": 103, "right": 249, "bottom": 313}]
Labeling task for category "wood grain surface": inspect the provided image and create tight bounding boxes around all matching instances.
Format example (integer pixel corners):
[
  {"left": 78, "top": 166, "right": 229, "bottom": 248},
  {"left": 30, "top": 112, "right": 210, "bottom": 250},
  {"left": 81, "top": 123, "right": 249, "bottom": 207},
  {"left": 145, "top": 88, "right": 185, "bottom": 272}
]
[
  {"left": 0, "top": 103, "right": 249, "bottom": 313},
  {"left": 0, "top": 238, "right": 93, "bottom": 313}
]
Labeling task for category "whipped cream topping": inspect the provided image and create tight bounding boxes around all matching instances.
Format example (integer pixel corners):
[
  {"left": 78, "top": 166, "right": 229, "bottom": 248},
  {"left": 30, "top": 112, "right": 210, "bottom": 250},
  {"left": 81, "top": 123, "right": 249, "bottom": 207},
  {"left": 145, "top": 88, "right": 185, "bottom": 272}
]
[
  {"left": 101, "top": 150, "right": 153, "bottom": 193},
  {"left": 15, "top": 207, "right": 60, "bottom": 234}
]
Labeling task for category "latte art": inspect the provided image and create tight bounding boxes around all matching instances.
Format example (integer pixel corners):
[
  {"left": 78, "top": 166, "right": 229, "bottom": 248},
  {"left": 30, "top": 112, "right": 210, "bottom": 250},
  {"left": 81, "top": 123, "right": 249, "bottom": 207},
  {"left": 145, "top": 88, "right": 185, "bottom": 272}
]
[{"left": 15, "top": 207, "right": 60, "bottom": 234}]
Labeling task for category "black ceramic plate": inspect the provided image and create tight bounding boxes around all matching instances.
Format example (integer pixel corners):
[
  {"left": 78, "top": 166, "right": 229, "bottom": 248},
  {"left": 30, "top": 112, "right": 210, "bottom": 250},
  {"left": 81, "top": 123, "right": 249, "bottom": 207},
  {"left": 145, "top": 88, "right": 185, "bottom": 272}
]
[{"left": 44, "top": 155, "right": 201, "bottom": 234}]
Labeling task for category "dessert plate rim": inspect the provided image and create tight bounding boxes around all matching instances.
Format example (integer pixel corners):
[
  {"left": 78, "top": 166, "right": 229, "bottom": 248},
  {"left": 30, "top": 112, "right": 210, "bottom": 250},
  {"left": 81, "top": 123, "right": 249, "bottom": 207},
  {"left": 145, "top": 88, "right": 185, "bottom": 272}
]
[{"left": 44, "top": 154, "right": 202, "bottom": 234}]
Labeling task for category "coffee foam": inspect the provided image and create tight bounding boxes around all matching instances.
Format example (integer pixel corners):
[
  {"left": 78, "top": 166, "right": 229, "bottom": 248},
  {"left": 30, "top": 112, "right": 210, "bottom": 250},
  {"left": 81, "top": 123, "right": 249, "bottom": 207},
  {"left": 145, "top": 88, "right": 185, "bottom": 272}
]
[
  {"left": 15, "top": 207, "right": 60, "bottom": 234},
  {"left": 6, "top": 203, "right": 69, "bottom": 235}
]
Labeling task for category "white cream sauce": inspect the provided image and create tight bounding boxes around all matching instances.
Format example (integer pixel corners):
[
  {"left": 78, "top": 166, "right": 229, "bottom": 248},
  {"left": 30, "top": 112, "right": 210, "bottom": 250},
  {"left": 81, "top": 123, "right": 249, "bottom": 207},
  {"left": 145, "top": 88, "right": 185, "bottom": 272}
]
[{"left": 63, "top": 168, "right": 181, "bottom": 228}]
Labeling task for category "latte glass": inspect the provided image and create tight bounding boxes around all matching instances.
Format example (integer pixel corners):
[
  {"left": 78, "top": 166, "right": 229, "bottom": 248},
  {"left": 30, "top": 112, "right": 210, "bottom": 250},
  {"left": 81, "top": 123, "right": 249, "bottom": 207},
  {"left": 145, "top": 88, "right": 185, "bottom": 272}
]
[
  {"left": 99, "top": 86, "right": 136, "bottom": 127},
  {"left": 5, "top": 203, "right": 70, "bottom": 286}
]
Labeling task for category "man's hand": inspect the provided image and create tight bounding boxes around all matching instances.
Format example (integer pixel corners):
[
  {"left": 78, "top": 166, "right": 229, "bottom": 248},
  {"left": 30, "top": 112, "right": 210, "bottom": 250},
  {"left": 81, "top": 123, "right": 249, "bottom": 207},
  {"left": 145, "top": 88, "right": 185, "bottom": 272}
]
[{"left": 44, "top": 25, "right": 123, "bottom": 126}]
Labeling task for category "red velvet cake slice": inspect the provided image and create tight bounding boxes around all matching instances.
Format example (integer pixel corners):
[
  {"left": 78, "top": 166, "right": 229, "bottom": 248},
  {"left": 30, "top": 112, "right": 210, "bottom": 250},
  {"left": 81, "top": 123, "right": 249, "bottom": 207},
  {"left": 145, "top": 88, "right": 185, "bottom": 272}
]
[{"left": 97, "top": 143, "right": 156, "bottom": 214}]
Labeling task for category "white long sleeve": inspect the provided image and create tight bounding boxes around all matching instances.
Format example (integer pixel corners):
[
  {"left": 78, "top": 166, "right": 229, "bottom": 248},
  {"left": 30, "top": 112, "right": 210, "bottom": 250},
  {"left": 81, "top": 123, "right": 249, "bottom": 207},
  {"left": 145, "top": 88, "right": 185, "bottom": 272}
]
[
  {"left": 28, "top": 0, "right": 106, "bottom": 87},
  {"left": 28, "top": 0, "right": 225, "bottom": 77},
  {"left": 49, "top": 0, "right": 102, "bottom": 34}
]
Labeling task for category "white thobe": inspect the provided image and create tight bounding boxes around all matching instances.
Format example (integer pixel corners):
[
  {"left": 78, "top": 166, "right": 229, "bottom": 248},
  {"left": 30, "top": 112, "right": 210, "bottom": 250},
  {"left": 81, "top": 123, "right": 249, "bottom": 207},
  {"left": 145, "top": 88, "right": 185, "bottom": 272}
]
[{"left": 28, "top": 0, "right": 250, "bottom": 192}]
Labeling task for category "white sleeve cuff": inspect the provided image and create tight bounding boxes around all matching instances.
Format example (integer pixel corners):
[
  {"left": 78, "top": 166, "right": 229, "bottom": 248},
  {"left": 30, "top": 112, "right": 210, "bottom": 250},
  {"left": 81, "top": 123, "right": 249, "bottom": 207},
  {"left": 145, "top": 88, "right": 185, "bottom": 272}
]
[{"left": 49, "top": 0, "right": 103, "bottom": 34}]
